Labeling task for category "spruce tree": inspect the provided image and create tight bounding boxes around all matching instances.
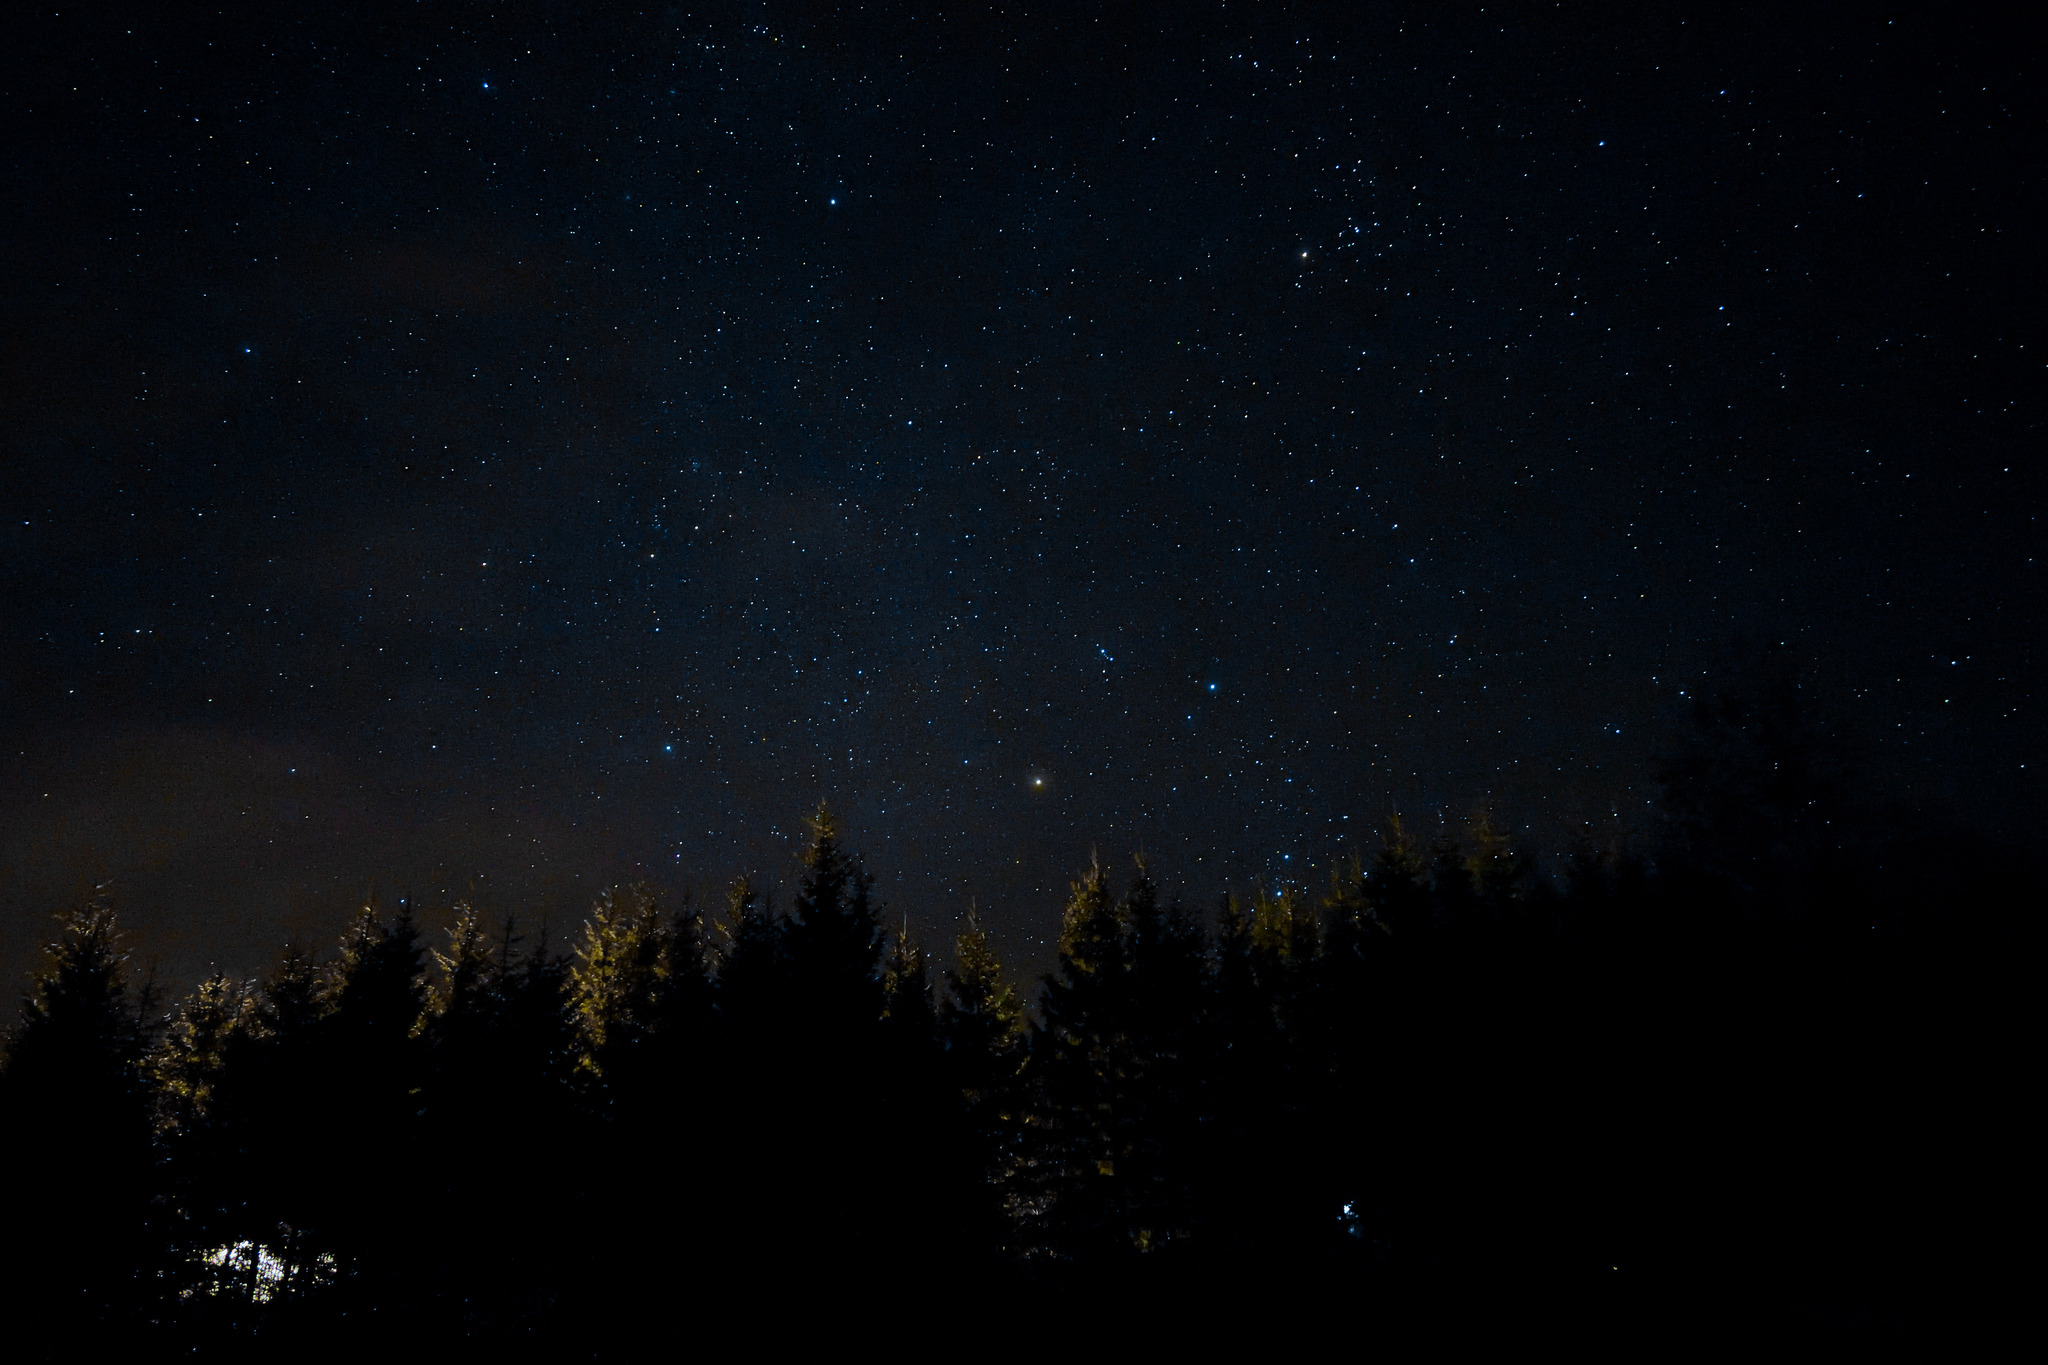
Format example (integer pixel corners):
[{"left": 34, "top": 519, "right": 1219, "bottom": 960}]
[
  {"left": 301, "top": 898, "right": 428, "bottom": 1317},
  {"left": 153, "top": 974, "right": 256, "bottom": 1137},
  {"left": 881, "top": 918, "right": 937, "bottom": 1048},
  {"left": 714, "top": 873, "right": 785, "bottom": 1037},
  {"left": 783, "top": 804, "right": 884, "bottom": 1031},
  {"left": 182, "top": 940, "right": 340, "bottom": 1321},
  {"left": 1022, "top": 858, "right": 1131, "bottom": 1258},
  {"left": 0, "top": 893, "right": 162, "bottom": 1337},
  {"left": 566, "top": 882, "right": 676, "bottom": 1088},
  {"left": 771, "top": 807, "right": 888, "bottom": 1283},
  {"left": 940, "top": 907, "right": 1029, "bottom": 1258},
  {"left": 940, "top": 906, "right": 1027, "bottom": 1107}
]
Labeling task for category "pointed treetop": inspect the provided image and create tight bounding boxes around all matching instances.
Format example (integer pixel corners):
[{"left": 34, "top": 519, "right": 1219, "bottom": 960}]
[
  {"left": 947, "top": 912, "right": 1024, "bottom": 1036},
  {"left": 804, "top": 802, "right": 842, "bottom": 869},
  {"left": 1057, "top": 857, "right": 1123, "bottom": 972},
  {"left": 882, "top": 917, "right": 933, "bottom": 1022}
]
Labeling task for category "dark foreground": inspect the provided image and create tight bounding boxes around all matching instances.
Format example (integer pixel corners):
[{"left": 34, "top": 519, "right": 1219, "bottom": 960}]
[{"left": 0, "top": 725, "right": 2029, "bottom": 1355}]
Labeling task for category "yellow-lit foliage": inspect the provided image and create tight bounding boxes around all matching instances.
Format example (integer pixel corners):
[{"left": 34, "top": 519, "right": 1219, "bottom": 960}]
[
  {"left": 950, "top": 908, "right": 1025, "bottom": 1042},
  {"left": 881, "top": 919, "right": 929, "bottom": 1020},
  {"left": 1249, "top": 884, "right": 1319, "bottom": 962},
  {"left": 428, "top": 901, "right": 494, "bottom": 1021},
  {"left": 567, "top": 883, "right": 673, "bottom": 1077},
  {"left": 1056, "top": 857, "right": 1118, "bottom": 970},
  {"left": 151, "top": 973, "right": 254, "bottom": 1132}
]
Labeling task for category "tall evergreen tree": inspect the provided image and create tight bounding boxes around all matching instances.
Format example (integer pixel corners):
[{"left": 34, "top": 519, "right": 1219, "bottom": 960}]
[
  {"left": 176, "top": 939, "right": 342, "bottom": 1324},
  {"left": 940, "top": 907, "right": 1029, "bottom": 1257},
  {"left": 0, "top": 893, "right": 163, "bottom": 1338},
  {"left": 881, "top": 917, "right": 937, "bottom": 1048},
  {"left": 763, "top": 807, "right": 889, "bottom": 1285},
  {"left": 941, "top": 905, "right": 1027, "bottom": 1106},
  {"left": 294, "top": 898, "right": 429, "bottom": 1318},
  {"left": 1024, "top": 858, "right": 1208, "bottom": 1260},
  {"left": 152, "top": 974, "right": 256, "bottom": 1137},
  {"left": 714, "top": 873, "right": 785, "bottom": 1036},
  {"left": 566, "top": 882, "right": 678, "bottom": 1089},
  {"left": 784, "top": 804, "right": 884, "bottom": 1030}
]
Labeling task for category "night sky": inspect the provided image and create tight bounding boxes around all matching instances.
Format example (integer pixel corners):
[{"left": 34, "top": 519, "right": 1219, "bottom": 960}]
[{"left": 3, "top": 2, "right": 2039, "bottom": 995}]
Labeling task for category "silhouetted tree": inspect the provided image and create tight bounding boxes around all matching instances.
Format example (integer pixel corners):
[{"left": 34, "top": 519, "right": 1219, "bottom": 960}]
[
  {"left": 784, "top": 804, "right": 884, "bottom": 1031},
  {"left": 0, "top": 893, "right": 162, "bottom": 1339},
  {"left": 1023, "top": 859, "right": 1208, "bottom": 1261},
  {"left": 153, "top": 973, "right": 255, "bottom": 1137},
  {"left": 2, "top": 768, "right": 2013, "bottom": 1344},
  {"left": 940, "top": 906, "right": 1029, "bottom": 1257},
  {"left": 567, "top": 882, "right": 679, "bottom": 1090}
]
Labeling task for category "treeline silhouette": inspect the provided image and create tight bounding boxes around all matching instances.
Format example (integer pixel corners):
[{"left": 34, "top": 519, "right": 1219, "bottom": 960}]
[{"left": 0, "top": 693, "right": 2031, "bottom": 1351}]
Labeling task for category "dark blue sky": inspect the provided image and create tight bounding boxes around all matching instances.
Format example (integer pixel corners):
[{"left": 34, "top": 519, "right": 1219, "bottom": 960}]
[{"left": 3, "top": 2, "right": 2039, "bottom": 992}]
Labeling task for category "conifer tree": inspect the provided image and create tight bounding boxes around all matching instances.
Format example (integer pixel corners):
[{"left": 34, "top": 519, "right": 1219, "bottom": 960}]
[
  {"left": 0, "top": 893, "right": 162, "bottom": 1336},
  {"left": 1465, "top": 807, "right": 1530, "bottom": 911},
  {"left": 714, "top": 873, "right": 784, "bottom": 1032},
  {"left": 1023, "top": 858, "right": 1222, "bottom": 1258},
  {"left": 1208, "top": 879, "right": 1340, "bottom": 1264},
  {"left": 881, "top": 917, "right": 937, "bottom": 1045},
  {"left": 567, "top": 882, "right": 676, "bottom": 1084},
  {"left": 784, "top": 803, "right": 883, "bottom": 1030},
  {"left": 1023, "top": 858, "right": 1134, "bottom": 1258},
  {"left": 427, "top": 901, "right": 499, "bottom": 1033},
  {"left": 940, "top": 907, "right": 1029, "bottom": 1257},
  {"left": 415, "top": 909, "right": 585, "bottom": 1340},
  {"left": 941, "top": 905, "right": 1027, "bottom": 1103},
  {"left": 1114, "top": 867, "right": 1210, "bottom": 1252},
  {"left": 153, "top": 973, "right": 256, "bottom": 1135},
  {"left": 176, "top": 939, "right": 339, "bottom": 1319},
  {"left": 257, "top": 942, "right": 323, "bottom": 1040},
  {"left": 877, "top": 917, "right": 973, "bottom": 1270},
  {"left": 325, "top": 897, "right": 429, "bottom": 1049},
  {"left": 294, "top": 898, "right": 429, "bottom": 1310}
]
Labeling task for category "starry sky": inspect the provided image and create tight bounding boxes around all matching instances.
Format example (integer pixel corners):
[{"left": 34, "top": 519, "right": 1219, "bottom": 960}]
[{"left": 2, "top": 2, "right": 2040, "bottom": 993}]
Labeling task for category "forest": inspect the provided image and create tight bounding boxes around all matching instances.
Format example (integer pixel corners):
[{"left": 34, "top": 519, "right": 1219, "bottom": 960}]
[{"left": 0, "top": 691, "right": 2030, "bottom": 1351}]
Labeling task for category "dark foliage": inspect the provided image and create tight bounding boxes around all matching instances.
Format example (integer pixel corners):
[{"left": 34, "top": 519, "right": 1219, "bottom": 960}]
[{"left": 1, "top": 729, "right": 2033, "bottom": 1352}]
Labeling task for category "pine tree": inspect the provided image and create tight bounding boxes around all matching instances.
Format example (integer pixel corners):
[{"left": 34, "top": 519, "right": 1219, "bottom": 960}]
[
  {"left": 1210, "top": 881, "right": 1344, "bottom": 1265},
  {"left": 427, "top": 901, "right": 499, "bottom": 1034},
  {"left": 0, "top": 893, "right": 163, "bottom": 1337},
  {"left": 739, "top": 807, "right": 888, "bottom": 1286},
  {"left": 876, "top": 917, "right": 968, "bottom": 1272},
  {"left": 258, "top": 942, "right": 323, "bottom": 1039},
  {"left": 941, "top": 905, "right": 1027, "bottom": 1104},
  {"left": 783, "top": 804, "right": 883, "bottom": 1031},
  {"left": 413, "top": 909, "right": 586, "bottom": 1341},
  {"left": 176, "top": 939, "right": 341, "bottom": 1321},
  {"left": 714, "top": 873, "right": 785, "bottom": 1035},
  {"left": 1024, "top": 857, "right": 1214, "bottom": 1260},
  {"left": 325, "top": 897, "right": 429, "bottom": 1048},
  {"left": 566, "top": 882, "right": 676, "bottom": 1086},
  {"left": 296, "top": 897, "right": 429, "bottom": 1314},
  {"left": 153, "top": 973, "right": 256, "bottom": 1135},
  {"left": 1465, "top": 807, "right": 1530, "bottom": 911},
  {"left": 939, "top": 907, "right": 1029, "bottom": 1259},
  {"left": 881, "top": 917, "right": 937, "bottom": 1045},
  {"left": 1028, "top": 858, "right": 1127, "bottom": 1240},
  {"left": 1114, "top": 867, "right": 1210, "bottom": 1253},
  {"left": 1366, "top": 815, "right": 1430, "bottom": 937}
]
